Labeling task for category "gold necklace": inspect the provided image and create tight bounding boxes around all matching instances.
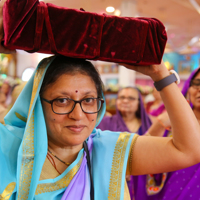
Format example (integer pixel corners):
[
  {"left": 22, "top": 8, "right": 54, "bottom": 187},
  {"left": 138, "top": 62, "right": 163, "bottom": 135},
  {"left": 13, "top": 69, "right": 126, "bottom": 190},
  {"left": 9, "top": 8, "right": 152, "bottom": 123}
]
[{"left": 48, "top": 149, "right": 71, "bottom": 166}]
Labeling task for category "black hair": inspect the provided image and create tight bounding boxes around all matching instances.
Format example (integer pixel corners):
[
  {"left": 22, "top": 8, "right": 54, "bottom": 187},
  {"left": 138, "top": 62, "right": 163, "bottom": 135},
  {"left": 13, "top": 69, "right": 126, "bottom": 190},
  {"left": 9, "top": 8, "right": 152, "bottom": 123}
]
[{"left": 40, "top": 56, "right": 104, "bottom": 98}]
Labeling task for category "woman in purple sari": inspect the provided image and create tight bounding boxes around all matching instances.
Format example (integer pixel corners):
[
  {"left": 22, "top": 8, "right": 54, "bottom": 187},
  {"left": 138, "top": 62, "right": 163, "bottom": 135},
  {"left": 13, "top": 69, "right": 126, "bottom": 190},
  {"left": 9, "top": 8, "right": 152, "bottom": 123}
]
[
  {"left": 97, "top": 87, "right": 152, "bottom": 199},
  {"left": 2, "top": 1, "right": 200, "bottom": 199},
  {"left": 140, "top": 67, "right": 200, "bottom": 200},
  {"left": 97, "top": 87, "right": 152, "bottom": 136}
]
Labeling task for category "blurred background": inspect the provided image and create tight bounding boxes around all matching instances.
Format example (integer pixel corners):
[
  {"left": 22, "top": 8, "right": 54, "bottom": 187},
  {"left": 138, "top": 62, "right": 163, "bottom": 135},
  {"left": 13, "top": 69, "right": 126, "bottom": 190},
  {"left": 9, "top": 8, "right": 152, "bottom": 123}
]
[{"left": 2, "top": 0, "right": 200, "bottom": 115}]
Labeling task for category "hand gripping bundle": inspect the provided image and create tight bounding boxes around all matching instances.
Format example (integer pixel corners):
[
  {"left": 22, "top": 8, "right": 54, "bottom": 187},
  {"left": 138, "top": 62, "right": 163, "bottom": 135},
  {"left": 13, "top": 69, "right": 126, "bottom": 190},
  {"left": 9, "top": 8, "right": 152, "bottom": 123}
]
[{"left": 2, "top": 0, "right": 167, "bottom": 65}]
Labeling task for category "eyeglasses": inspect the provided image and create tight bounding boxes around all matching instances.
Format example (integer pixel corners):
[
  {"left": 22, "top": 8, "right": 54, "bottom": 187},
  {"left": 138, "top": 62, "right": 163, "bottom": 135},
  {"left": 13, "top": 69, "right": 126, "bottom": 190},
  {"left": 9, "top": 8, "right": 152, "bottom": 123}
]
[
  {"left": 117, "top": 96, "right": 139, "bottom": 101},
  {"left": 190, "top": 79, "right": 200, "bottom": 89},
  {"left": 41, "top": 97, "right": 104, "bottom": 114}
]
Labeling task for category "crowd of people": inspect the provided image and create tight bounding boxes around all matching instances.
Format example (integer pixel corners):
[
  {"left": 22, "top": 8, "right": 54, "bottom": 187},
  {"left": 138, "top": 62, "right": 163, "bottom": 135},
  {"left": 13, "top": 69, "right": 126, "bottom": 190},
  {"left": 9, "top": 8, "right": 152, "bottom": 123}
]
[
  {"left": 0, "top": 58, "right": 200, "bottom": 200},
  {"left": 1, "top": 0, "right": 200, "bottom": 200}
]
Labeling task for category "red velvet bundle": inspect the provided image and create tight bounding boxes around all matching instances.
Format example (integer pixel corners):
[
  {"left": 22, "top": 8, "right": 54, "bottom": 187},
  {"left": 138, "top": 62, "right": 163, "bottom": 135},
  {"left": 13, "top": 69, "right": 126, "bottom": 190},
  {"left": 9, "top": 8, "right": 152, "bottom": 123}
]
[{"left": 3, "top": 0, "right": 167, "bottom": 65}]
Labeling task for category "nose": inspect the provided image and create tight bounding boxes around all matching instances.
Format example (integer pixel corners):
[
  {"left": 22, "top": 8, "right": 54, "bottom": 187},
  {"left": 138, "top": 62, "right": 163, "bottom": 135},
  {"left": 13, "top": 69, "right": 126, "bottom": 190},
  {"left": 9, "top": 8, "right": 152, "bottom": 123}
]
[
  {"left": 68, "top": 102, "right": 84, "bottom": 120},
  {"left": 122, "top": 98, "right": 129, "bottom": 102}
]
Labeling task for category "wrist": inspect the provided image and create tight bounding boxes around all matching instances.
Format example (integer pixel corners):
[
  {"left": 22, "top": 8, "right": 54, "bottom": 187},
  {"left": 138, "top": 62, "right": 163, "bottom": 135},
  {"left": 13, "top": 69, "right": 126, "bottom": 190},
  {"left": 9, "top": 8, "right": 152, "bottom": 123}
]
[{"left": 151, "top": 69, "right": 170, "bottom": 82}]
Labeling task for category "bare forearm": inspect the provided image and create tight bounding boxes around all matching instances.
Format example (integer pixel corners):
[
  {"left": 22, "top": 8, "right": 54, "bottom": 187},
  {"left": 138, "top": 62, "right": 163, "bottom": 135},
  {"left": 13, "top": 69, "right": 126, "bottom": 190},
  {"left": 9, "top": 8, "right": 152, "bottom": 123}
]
[
  {"left": 160, "top": 82, "right": 200, "bottom": 159},
  {"left": 146, "top": 121, "right": 165, "bottom": 137}
]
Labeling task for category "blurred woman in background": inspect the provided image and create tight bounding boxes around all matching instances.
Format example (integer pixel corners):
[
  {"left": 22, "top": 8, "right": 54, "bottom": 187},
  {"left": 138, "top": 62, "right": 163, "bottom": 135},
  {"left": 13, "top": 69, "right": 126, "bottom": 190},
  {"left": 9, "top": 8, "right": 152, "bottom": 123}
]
[{"left": 97, "top": 87, "right": 151, "bottom": 199}]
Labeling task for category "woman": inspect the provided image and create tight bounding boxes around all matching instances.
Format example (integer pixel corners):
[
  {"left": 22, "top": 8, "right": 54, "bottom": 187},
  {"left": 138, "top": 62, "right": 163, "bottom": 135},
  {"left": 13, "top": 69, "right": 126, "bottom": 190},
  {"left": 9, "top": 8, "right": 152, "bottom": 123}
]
[
  {"left": 146, "top": 87, "right": 165, "bottom": 118},
  {"left": 98, "top": 87, "right": 151, "bottom": 135},
  {"left": 139, "top": 67, "right": 200, "bottom": 200},
  {"left": 1, "top": 2, "right": 200, "bottom": 200},
  {"left": 0, "top": 80, "right": 12, "bottom": 107},
  {"left": 0, "top": 54, "right": 200, "bottom": 200},
  {"left": 98, "top": 87, "right": 151, "bottom": 199}
]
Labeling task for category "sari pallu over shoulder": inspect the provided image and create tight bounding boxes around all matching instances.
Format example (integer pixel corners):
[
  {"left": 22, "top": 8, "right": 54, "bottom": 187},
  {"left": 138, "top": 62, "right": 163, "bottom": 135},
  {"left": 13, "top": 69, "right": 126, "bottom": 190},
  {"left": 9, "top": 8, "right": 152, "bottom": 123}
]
[{"left": 0, "top": 55, "right": 138, "bottom": 199}]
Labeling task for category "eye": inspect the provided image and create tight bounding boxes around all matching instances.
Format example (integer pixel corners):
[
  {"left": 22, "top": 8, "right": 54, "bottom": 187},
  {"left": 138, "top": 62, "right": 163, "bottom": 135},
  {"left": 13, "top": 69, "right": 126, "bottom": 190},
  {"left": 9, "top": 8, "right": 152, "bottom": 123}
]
[
  {"left": 54, "top": 98, "right": 70, "bottom": 106},
  {"left": 129, "top": 97, "right": 137, "bottom": 101},
  {"left": 82, "top": 98, "right": 95, "bottom": 104}
]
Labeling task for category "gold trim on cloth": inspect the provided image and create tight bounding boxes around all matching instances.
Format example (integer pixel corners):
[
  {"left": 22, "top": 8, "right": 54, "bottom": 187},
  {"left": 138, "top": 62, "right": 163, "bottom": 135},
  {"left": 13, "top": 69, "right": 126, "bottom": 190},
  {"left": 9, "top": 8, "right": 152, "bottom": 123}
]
[
  {"left": 18, "top": 63, "right": 47, "bottom": 199},
  {"left": 108, "top": 132, "right": 132, "bottom": 200},
  {"left": 28, "top": 63, "right": 46, "bottom": 117},
  {"left": 0, "top": 182, "right": 16, "bottom": 200},
  {"left": 18, "top": 112, "right": 35, "bottom": 199},
  {"left": 15, "top": 112, "right": 27, "bottom": 122},
  {"left": 35, "top": 155, "right": 83, "bottom": 195},
  {"left": 128, "top": 134, "right": 139, "bottom": 175}
]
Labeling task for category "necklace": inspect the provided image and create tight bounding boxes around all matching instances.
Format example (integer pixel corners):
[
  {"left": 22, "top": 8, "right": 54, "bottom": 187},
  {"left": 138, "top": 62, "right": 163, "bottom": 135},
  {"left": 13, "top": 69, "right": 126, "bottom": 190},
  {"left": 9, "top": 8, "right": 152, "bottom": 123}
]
[{"left": 48, "top": 149, "right": 71, "bottom": 166}]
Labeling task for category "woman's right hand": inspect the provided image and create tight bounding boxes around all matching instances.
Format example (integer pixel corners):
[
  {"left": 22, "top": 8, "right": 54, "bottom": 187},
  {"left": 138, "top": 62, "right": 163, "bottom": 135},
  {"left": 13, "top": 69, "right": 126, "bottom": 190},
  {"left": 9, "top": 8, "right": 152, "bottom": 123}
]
[
  {"left": 122, "top": 61, "right": 170, "bottom": 82},
  {"left": 0, "top": 0, "right": 15, "bottom": 54}
]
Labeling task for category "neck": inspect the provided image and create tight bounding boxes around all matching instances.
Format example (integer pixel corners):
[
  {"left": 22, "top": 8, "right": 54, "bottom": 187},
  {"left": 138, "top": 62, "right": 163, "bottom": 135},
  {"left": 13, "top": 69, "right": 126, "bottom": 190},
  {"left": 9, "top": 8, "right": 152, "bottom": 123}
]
[
  {"left": 121, "top": 112, "right": 141, "bottom": 133},
  {"left": 121, "top": 112, "right": 137, "bottom": 122},
  {"left": 48, "top": 140, "right": 83, "bottom": 165}
]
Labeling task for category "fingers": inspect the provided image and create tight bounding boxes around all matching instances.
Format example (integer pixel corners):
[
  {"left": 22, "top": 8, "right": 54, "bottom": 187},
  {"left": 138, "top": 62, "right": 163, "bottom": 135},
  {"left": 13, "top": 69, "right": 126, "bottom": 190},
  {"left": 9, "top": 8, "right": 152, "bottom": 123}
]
[{"left": 119, "top": 63, "right": 141, "bottom": 71}]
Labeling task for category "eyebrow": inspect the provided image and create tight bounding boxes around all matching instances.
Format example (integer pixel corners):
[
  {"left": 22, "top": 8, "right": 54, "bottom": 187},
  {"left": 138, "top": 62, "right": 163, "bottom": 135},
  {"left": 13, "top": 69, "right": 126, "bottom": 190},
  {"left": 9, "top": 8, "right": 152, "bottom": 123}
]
[{"left": 51, "top": 90, "right": 97, "bottom": 97}]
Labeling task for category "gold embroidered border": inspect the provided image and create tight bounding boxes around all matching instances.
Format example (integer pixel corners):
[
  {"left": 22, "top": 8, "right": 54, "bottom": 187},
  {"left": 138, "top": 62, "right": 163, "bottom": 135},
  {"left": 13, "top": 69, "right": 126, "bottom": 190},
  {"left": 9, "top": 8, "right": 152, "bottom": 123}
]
[
  {"left": 108, "top": 132, "right": 131, "bottom": 200},
  {"left": 18, "top": 112, "right": 35, "bottom": 199},
  {"left": 0, "top": 182, "right": 16, "bottom": 200},
  {"left": 35, "top": 155, "right": 83, "bottom": 195},
  {"left": 128, "top": 134, "right": 139, "bottom": 175},
  {"left": 18, "top": 62, "right": 47, "bottom": 199},
  {"left": 28, "top": 63, "right": 46, "bottom": 117}
]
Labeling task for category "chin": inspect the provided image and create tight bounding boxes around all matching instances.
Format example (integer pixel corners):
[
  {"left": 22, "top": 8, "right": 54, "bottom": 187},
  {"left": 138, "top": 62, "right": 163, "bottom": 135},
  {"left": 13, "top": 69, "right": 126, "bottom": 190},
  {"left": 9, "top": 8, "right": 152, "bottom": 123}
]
[{"left": 63, "top": 135, "right": 88, "bottom": 147}]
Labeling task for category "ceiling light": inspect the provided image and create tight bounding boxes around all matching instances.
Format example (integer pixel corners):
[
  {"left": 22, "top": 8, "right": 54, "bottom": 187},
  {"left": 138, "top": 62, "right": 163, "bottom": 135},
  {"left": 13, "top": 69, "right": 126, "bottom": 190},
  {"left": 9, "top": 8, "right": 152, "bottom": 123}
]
[
  {"left": 106, "top": 6, "right": 115, "bottom": 13},
  {"left": 114, "top": 9, "right": 121, "bottom": 16}
]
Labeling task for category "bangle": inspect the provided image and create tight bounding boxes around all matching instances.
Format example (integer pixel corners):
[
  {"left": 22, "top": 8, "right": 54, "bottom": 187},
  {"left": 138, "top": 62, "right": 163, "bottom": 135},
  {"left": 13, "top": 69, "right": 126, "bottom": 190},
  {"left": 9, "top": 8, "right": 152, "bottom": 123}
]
[
  {"left": 154, "top": 70, "right": 180, "bottom": 91},
  {"left": 156, "top": 118, "right": 171, "bottom": 131}
]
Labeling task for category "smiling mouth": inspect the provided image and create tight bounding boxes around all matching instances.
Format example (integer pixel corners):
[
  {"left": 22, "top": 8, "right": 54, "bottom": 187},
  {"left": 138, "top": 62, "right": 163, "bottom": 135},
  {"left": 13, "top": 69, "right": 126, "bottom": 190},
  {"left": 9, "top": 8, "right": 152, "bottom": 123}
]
[{"left": 66, "top": 126, "right": 85, "bottom": 133}]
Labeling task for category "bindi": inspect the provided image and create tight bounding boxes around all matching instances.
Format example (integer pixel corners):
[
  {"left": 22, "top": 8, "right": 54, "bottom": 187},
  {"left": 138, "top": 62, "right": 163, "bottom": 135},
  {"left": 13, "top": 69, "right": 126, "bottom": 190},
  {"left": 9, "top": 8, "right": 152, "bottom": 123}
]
[{"left": 75, "top": 90, "right": 78, "bottom": 93}]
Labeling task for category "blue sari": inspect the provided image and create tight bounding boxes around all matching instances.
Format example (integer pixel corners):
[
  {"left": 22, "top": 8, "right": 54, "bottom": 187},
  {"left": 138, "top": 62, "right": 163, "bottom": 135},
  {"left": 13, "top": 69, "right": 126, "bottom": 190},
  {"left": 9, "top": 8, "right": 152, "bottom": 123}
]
[{"left": 0, "top": 56, "right": 137, "bottom": 200}]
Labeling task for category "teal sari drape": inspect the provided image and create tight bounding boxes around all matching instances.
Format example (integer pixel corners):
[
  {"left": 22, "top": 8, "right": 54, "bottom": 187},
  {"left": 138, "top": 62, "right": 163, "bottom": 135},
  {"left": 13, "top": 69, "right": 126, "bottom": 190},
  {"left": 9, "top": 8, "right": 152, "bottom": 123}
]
[{"left": 0, "top": 56, "right": 137, "bottom": 200}]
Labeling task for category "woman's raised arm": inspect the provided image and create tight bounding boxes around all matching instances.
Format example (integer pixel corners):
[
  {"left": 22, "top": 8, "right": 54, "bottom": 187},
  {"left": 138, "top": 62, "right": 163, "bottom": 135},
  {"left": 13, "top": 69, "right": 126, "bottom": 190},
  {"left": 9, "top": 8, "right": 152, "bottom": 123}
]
[{"left": 123, "top": 61, "right": 200, "bottom": 175}]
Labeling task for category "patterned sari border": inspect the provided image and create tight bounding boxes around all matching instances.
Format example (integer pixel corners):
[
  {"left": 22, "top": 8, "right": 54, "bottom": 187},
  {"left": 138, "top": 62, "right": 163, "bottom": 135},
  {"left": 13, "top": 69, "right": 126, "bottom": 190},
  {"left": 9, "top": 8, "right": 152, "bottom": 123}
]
[
  {"left": 108, "top": 132, "right": 131, "bottom": 200},
  {"left": 18, "top": 63, "right": 46, "bottom": 199},
  {"left": 0, "top": 182, "right": 16, "bottom": 200},
  {"left": 35, "top": 154, "right": 83, "bottom": 195}
]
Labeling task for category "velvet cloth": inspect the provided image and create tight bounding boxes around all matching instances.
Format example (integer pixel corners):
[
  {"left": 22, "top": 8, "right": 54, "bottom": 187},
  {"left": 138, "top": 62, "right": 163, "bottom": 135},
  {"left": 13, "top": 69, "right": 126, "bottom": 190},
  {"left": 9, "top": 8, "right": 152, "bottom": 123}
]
[
  {"left": 3, "top": 0, "right": 167, "bottom": 65},
  {"left": 134, "top": 67, "right": 200, "bottom": 200}
]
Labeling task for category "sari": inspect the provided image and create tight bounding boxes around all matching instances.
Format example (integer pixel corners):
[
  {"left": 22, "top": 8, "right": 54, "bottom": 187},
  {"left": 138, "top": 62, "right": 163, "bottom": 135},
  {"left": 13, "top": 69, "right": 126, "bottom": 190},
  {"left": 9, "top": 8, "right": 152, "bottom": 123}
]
[
  {"left": 135, "top": 68, "right": 200, "bottom": 200},
  {"left": 0, "top": 56, "right": 138, "bottom": 200},
  {"left": 97, "top": 89, "right": 152, "bottom": 200}
]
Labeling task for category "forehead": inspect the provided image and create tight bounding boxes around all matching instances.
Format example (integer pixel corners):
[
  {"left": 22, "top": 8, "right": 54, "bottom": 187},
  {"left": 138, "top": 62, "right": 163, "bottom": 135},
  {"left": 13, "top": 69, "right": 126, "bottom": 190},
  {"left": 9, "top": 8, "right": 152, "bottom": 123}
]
[
  {"left": 118, "top": 88, "right": 139, "bottom": 97},
  {"left": 45, "top": 73, "right": 97, "bottom": 96}
]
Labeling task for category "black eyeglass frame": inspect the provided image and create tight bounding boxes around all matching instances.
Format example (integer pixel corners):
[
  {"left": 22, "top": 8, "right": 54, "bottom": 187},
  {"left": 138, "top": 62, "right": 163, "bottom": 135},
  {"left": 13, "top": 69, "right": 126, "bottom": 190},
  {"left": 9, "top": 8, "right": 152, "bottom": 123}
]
[{"left": 41, "top": 97, "right": 104, "bottom": 115}]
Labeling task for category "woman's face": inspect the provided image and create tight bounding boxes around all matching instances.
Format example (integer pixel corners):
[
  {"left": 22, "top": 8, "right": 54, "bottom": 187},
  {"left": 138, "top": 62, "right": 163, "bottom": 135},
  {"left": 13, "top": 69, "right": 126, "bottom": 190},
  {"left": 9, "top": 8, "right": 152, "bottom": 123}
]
[
  {"left": 188, "top": 72, "right": 200, "bottom": 109},
  {"left": 41, "top": 73, "right": 98, "bottom": 148},
  {"left": 116, "top": 88, "right": 139, "bottom": 115},
  {"left": 1, "top": 83, "right": 10, "bottom": 95}
]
